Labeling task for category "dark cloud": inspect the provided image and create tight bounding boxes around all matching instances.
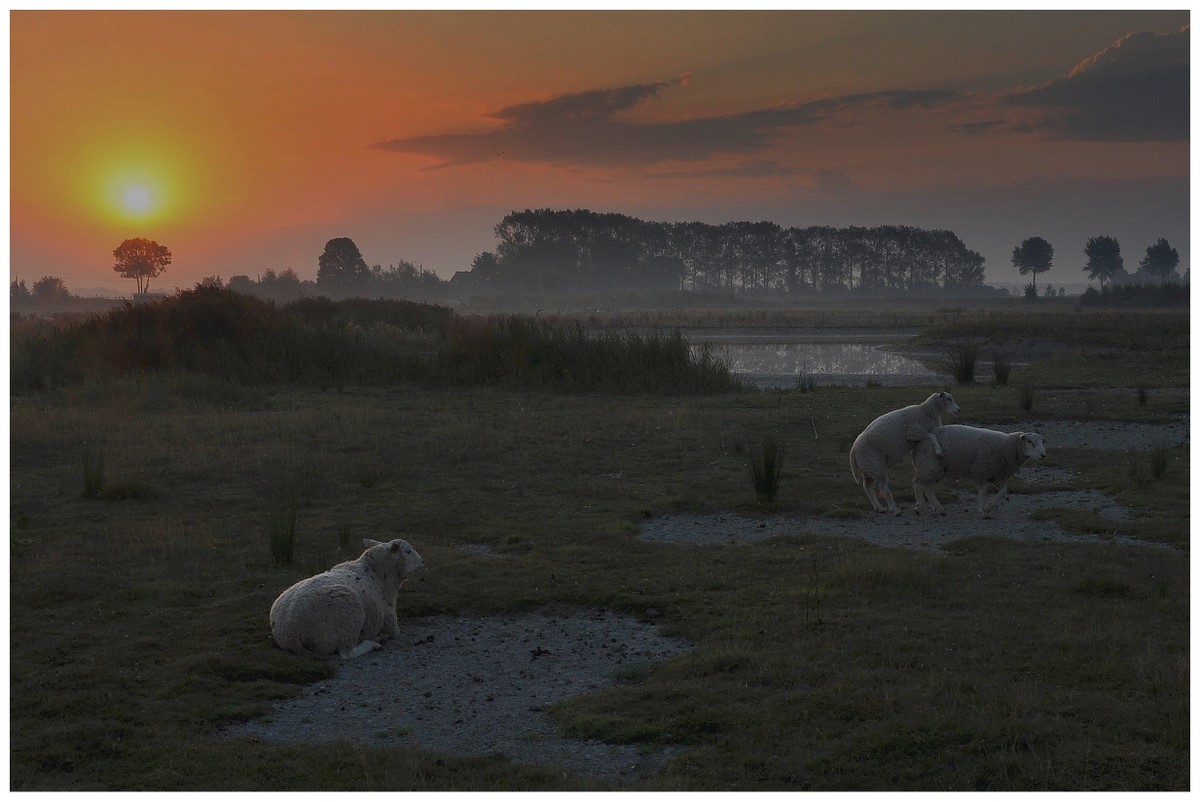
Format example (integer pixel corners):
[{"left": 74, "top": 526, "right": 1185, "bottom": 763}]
[
  {"left": 1003, "top": 25, "right": 1189, "bottom": 141},
  {"left": 372, "top": 79, "right": 964, "bottom": 169},
  {"left": 946, "top": 119, "right": 1007, "bottom": 136}
]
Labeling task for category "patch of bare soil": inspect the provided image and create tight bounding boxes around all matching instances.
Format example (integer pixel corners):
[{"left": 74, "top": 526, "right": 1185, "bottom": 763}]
[{"left": 224, "top": 610, "right": 692, "bottom": 783}]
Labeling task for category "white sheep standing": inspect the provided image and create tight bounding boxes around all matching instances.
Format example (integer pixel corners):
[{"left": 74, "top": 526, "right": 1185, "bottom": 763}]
[
  {"left": 849, "top": 391, "right": 961, "bottom": 515},
  {"left": 911, "top": 425, "right": 1047, "bottom": 517},
  {"left": 270, "top": 538, "right": 424, "bottom": 660}
]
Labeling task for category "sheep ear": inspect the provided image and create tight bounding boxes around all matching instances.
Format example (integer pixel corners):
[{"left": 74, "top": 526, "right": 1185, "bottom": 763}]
[
  {"left": 363, "top": 538, "right": 383, "bottom": 548},
  {"left": 390, "top": 542, "right": 401, "bottom": 553}
]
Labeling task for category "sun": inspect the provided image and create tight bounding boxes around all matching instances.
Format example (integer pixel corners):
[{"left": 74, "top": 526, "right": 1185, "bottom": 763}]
[
  {"left": 104, "top": 173, "right": 169, "bottom": 223},
  {"left": 121, "top": 185, "right": 156, "bottom": 215}
]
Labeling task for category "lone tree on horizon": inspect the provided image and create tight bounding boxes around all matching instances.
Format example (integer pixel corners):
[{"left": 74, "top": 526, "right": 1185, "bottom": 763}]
[
  {"left": 1083, "top": 235, "right": 1123, "bottom": 290},
  {"left": 1011, "top": 236, "right": 1054, "bottom": 295},
  {"left": 113, "top": 237, "right": 172, "bottom": 295},
  {"left": 317, "top": 237, "right": 371, "bottom": 287},
  {"left": 1139, "top": 237, "right": 1181, "bottom": 283}
]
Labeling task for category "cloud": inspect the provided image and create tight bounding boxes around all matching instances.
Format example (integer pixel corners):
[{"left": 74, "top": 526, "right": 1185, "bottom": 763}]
[
  {"left": 372, "top": 79, "right": 964, "bottom": 169},
  {"left": 1003, "top": 25, "right": 1189, "bottom": 141},
  {"left": 946, "top": 119, "right": 1007, "bottom": 136}
]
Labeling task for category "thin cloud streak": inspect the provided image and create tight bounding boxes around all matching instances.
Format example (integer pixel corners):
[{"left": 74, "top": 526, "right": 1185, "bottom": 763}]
[{"left": 372, "top": 81, "right": 966, "bottom": 169}]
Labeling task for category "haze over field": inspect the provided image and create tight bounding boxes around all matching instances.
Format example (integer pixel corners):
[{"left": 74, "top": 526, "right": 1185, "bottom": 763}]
[{"left": 9, "top": 9, "right": 1190, "bottom": 293}]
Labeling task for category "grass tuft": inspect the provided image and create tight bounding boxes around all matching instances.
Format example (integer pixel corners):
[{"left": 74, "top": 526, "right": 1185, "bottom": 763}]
[
  {"left": 1149, "top": 443, "right": 1169, "bottom": 480},
  {"left": 945, "top": 343, "right": 979, "bottom": 385},
  {"left": 991, "top": 351, "right": 1011, "bottom": 386},
  {"left": 268, "top": 506, "right": 298, "bottom": 566},
  {"left": 748, "top": 437, "right": 786, "bottom": 503},
  {"left": 1018, "top": 384, "right": 1034, "bottom": 412},
  {"left": 81, "top": 442, "right": 105, "bottom": 499}
]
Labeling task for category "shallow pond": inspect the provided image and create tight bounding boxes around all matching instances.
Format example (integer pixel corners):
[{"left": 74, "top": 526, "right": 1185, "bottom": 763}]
[{"left": 685, "top": 329, "right": 942, "bottom": 388}]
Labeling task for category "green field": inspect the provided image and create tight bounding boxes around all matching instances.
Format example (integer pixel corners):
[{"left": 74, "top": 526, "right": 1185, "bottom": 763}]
[{"left": 9, "top": 296, "right": 1189, "bottom": 790}]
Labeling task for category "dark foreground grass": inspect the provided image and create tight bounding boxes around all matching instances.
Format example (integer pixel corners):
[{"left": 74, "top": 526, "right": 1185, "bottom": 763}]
[{"left": 9, "top": 370, "right": 1188, "bottom": 790}]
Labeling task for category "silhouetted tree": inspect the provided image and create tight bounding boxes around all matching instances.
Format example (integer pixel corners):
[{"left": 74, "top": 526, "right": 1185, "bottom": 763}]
[
  {"left": 113, "top": 237, "right": 172, "bottom": 294},
  {"left": 31, "top": 276, "right": 71, "bottom": 303},
  {"left": 11, "top": 278, "right": 30, "bottom": 306},
  {"left": 1138, "top": 237, "right": 1181, "bottom": 283},
  {"left": 1083, "top": 235, "right": 1123, "bottom": 290},
  {"left": 1011, "top": 236, "right": 1053, "bottom": 293},
  {"left": 317, "top": 237, "right": 370, "bottom": 288}
]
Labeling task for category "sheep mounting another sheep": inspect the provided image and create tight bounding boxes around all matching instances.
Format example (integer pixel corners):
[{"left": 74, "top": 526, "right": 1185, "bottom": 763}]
[
  {"left": 270, "top": 538, "right": 424, "bottom": 660},
  {"left": 849, "top": 391, "right": 961, "bottom": 515},
  {"left": 912, "top": 425, "right": 1047, "bottom": 517}
]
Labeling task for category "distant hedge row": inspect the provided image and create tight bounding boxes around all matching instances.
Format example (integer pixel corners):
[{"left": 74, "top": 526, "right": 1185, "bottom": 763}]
[{"left": 10, "top": 286, "right": 738, "bottom": 395}]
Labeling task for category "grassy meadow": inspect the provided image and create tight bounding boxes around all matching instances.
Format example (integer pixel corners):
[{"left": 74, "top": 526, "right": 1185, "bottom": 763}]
[{"left": 9, "top": 292, "right": 1189, "bottom": 790}]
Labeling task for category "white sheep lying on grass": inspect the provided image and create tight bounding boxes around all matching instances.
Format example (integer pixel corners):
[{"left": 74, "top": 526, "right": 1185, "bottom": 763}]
[
  {"left": 911, "top": 425, "right": 1047, "bottom": 517},
  {"left": 849, "top": 391, "right": 961, "bottom": 515},
  {"left": 270, "top": 538, "right": 424, "bottom": 660}
]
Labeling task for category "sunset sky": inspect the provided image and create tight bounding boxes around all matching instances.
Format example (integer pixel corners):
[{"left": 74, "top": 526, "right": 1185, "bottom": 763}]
[{"left": 9, "top": 9, "right": 1191, "bottom": 293}]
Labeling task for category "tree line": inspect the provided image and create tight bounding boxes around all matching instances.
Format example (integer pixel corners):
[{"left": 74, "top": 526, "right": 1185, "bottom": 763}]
[
  {"left": 1011, "top": 234, "right": 1183, "bottom": 297},
  {"left": 458, "top": 209, "right": 989, "bottom": 296},
  {"left": 10, "top": 214, "right": 1187, "bottom": 308}
]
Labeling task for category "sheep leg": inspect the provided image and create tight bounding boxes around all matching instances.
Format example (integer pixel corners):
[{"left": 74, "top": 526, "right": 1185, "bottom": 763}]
[
  {"left": 861, "top": 477, "right": 886, "bottom": 513},
  {"left": 914, "top": 481, "right": 944, "bottom": 515},
  {"left": 983, "top": 482, "right": 1009, "bottom": 513},
  {"left": 877, "top": 478, "right": 902, "bottom": 516},
  {"left": 383, "top": 610, "right": 401, "bottom": 639},
  {"left": 912, "top": 479, "right": 925, "bottom": 514},
  {"left": 976, "top": 485, "right": 993, "bottom": 518},
  {"left": 340, "top": 640, "right": 381, "bottom": 660}
]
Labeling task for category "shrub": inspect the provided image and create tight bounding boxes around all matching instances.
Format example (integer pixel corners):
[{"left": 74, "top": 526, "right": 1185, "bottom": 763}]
[
  {"left": 945, "top": 343, "right": 979, "bottom": 385},
  {"left": 748, "top": 436, "right": 785, "bottom": 503}
]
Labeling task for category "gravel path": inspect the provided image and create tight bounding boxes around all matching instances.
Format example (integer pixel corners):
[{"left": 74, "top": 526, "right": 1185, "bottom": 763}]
[{"left": 224, "top": 610, "right": 692, "bottom": 782}]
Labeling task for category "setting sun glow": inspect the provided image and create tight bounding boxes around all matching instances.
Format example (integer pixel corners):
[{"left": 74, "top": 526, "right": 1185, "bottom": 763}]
[{"left": 98, "top": 166, "right": 173, "bottom": 225}]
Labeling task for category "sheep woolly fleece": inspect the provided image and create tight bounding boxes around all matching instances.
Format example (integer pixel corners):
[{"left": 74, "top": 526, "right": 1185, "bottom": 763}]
[
  {"left": 849, "top": 391, "right": 960, "bottom": 514},
  {"left": 912, "top": 425, "right": 1047, "bottom": 516},
  {"left": 270, "top": 538, "right": 424, "bottom": 660}
]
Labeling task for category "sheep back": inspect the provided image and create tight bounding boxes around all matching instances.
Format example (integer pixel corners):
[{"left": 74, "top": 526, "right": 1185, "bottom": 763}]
[
  {"left": 269, "top": 537, "right": 424, "bottom": 659},
  {"left": 852, "top": 393, "right": 949, "bottom": 471},
  {"left": 913, "top": 425, "right": 1023, "bottom": 486}
]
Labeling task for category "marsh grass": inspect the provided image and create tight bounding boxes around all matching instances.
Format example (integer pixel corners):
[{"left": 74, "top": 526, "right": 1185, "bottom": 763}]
[
  {"left": 1019, "top": 384, "right": 1034, "bottom": 411},
  {"left": 1149, "top": 442, "right": 1170, "bottom": 480},
  {"left": 268, "top": 507, "right": 298, "bottom": 566},
  {"left": 945, "top": 343, "right": 979, "bottom": 385},
  {"left": 9, "top": 305, "right": 1190, "bottom": 792},
  {"left": 748, "top": 437, "right": 786, "bottom": 503},
  {"left": 991, "top": 352, "right": 1011, "bottom": 386},
  {"left": 81, "top": 441, "right": 105, "bottom": 499}
]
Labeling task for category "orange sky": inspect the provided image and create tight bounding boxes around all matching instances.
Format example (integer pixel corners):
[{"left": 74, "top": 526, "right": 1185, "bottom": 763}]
[{"left": 9, "top": 9, "right": 1191, "bottom": 292}]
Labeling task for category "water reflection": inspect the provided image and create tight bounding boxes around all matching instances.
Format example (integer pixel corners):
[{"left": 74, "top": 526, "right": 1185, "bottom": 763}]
[{"left": 699, "top": 341, "right": 941, "bottom": 388}]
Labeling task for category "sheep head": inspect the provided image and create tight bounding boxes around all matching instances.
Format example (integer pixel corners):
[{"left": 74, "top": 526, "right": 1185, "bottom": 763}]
[
  {"left": 363, "top": 537, "right": 425, "bottom": 583},
  {"left": 1018, "top": 432, "right": 1047, "bottom": 462},
  {"left": 929, "top": 391, "right": 961, "bottom": 417}
]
